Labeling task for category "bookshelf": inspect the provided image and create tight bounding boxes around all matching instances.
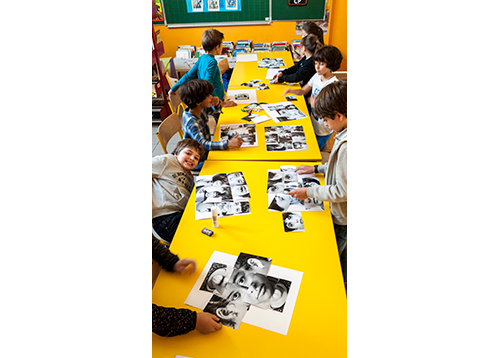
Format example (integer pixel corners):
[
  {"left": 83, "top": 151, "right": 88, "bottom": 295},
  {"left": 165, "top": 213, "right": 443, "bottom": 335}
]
[{"left": 152, "top": 26, "right": 172, "bottom": 123}]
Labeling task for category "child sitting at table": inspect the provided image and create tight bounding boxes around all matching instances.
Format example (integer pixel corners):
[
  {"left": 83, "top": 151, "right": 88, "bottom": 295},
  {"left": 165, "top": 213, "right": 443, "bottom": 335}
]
[
  {"left": 152, "top": 139, "right": 204, "bottom": 243},
  {"left": 288, "top": 80, "right": 347, "bottom": 286},
  {"left": 282, "top": 45, "right": 343, "bottom": 150},
  {"left": 152, "top": 236, "right": 222, "bottom": 336},
  {"left": 168, "top": 28, "right": 236, "bottom": 116},
  {"left": 178, "top": 78, "right": 243, "bottom": 169}
]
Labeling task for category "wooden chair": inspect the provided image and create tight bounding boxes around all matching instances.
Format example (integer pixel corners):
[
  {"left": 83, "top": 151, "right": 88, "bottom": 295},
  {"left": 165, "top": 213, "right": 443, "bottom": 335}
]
[
  {"left": 156, "top": 113, "right": 182, "bottom": 155},
  {"left": 320, "top": 134, "right": 336, "bottom": 164}
]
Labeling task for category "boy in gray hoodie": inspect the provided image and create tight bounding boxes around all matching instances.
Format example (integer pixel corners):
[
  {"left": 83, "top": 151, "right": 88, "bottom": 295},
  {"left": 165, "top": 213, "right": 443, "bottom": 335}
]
[
  {"left": 152, "top": 139, "right": 205, "bottom": 243},
  {"left": 288, "top": 81, "right": 347, "bottom": 284}
]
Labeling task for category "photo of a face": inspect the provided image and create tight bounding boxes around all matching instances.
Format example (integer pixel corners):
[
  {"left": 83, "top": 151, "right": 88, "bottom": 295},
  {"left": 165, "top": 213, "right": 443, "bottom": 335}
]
[
  {"left": 243, "top": 273, "right": 278, "bottom": 309},
  {"left": 267, "top": 182, "right": 284, "bottom": 194},
  {"left": 304, "top": 197, "right": 324, "bottom": 211},
  {"left": 282, "top": 212, "right": 305, "bottom": 232},
  {"left": 233, "top": 252, "right": 272, "bottom": 275},
  {"left": 270, "top": 279, "right": 291, "bottom": 312},
  {"left": 301, "top": 177, "right": 320, "bottom": 187},
  {"left": 231, "top": 184, "right": 250, "bottom": 199},
  {"left": 200, "top": 262, "right": 233, "bottom": 295},
  {"left": 220, "top": 282, "right": 248, "bottom": 304},
  {"left": 227, "top": 172, "right": 247, "bottom": 186},
  {"left": 268, "top": 194, "right": 292, "bottom": 212},
  {"left": 203, "top": 295, "right": 249, "bottom": 330},
  {"left": 264, "top": 125, "right": 307, "bottom": 151}
]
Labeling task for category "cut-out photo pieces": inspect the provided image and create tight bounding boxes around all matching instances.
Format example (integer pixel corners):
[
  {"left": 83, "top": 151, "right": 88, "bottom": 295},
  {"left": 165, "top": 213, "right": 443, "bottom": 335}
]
[
  {"left": 201, "top": 252, "right": 292, "bottom": 329},
  {"left": 194, "top": 172, "right": 251, "bottom": 220},
  {"left": 267, "top": 166, "right": 324, "bottom": 211},
  {"left": 282, "top": 212, "right": 305, "bottom": 233},
  {"left": 264, "top": 125, "right": 308, "bottom": 152},
  {"left": 257, "top": 58, "right": 286, "bottom": 68},
  {"left": 261, "top": 102, "right": 307, "bottom": 123},
  {"left": 240, "top": 79, "right": 270, "bottom": 90},
  {"left": 220, "top": 123, "right": 258, "bottom": 147}
]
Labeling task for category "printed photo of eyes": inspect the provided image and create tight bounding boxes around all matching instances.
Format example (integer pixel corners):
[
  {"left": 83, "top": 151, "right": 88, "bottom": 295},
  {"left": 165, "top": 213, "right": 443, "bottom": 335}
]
[
  {"left": 203, "top": 294, "right": 249, "bottom": 330},
  {"left": 264, "top": 125, "right": 308, "bottom": 151}
]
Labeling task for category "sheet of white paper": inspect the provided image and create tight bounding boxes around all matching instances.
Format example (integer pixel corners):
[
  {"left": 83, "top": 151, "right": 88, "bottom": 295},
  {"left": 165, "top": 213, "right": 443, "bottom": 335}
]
[
  {"left": 251, "top": 115, "right": 272, "bottom": 124},
  {"left": 185, "top": 251, "right": 303, "bottom": 335},
  {"left": 266, "top": 68, "right": 281, "bottom": 79},
  {"left": 226, "top": 89, "right": 258, "bottom": 104},
  {"left": 236, "top": 54, "right": 258, "bottom": 62},
  {"left": 242, "top": 264, "right": 303, "bottom": 335}
]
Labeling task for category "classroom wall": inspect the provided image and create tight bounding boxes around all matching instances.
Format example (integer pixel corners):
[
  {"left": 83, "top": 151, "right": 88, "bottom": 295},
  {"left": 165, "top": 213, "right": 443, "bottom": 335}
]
[{"left": 153, "top": 0, "right": 347, "bottom": 71}]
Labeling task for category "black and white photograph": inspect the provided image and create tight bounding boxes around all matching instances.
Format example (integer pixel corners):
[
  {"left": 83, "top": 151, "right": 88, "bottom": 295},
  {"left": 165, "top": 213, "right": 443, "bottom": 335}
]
[
  {"left": 261, "top": 102, "right": 307, "bottom": 123},
  {"left": 257, "top": 57, "right": 286, "bottom": 68},
  {"left": 233, "top": 252, "right": 272, "bottom": 276},
  {"left": 219, "top": 123, "right": 258, "bottom": 147},
  {"left": 303, "top": 197, "right": 325, "bottom": 211},
  {"left": 270, "top": 278, "right": 291, "bottom": 313},
  {"left": 243, "top": 273, "right": 278, "bottom": 309},
  {"left": 203, "top": 294, "right": 249, "bottom": 330},
  {"left": 230, "top": 184, "right": 251, "bottom": 200},
  {"left": 227, "top": 171, "right": 247, "bottom": 186},
  {"left": 282, "top": 212, "right": 305, "bottom": 233},
  {"left": 215, "top": 201, "right": 251, "bottom": 217},
  {"left": 264, "top": 125, "right": 308, "bottom": 152},
  {"left": 268, "top": 193, "right": 293, "bottom": 212},
  {"left": 226, "top": 89, "right": 257, "bottom": 104},
  {"left": 200, "top": 262, "right": 233, "bottom": 296},
  {"left": 285, "top": 95, "right": 297, "bottom": 101},
  {"left": 301, "top": 177, "right": 320, "bottom": 188},
  {"left": 195, "top": 185, "right": 232, "bottom": 203}
]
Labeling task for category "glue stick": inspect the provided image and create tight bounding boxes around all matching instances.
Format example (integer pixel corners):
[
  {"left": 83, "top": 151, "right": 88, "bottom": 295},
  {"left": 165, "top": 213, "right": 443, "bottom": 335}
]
[{"left": 212, "top": 206, "right": 219, "bottom": 228}]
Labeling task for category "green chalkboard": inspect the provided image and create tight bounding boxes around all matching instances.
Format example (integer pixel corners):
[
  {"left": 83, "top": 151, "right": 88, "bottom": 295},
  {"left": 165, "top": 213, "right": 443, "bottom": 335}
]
[
  {"left": 165, "top": 0, "right": 271, "bottom": 27},
  {"left": 272, "top": 0, "right": 326, "bottom": 21}
]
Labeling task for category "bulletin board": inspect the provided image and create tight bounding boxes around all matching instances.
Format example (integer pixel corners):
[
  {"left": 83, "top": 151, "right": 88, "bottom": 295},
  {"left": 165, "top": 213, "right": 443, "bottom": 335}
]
[
  {"left": 165, "top": 0, "right": 271, "bottom": 27},
  {"left": 272, "top": 0, "right": 326, "bottom": 21}
]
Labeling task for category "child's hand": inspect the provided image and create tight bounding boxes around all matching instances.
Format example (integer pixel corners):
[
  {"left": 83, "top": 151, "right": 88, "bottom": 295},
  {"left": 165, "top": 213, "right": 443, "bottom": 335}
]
[
  {"left": 272, "top": 72, "right": 282, "bottom": 84},
  {"left": 295, "top": 165, "right": 314, "bottom": 175},
  {"left": 173, "top": 258, "right": 197, "bottom": 274},
  {"left": 222, "top": 100, "right": 237, "bottom": 107},
  {"left": 288, "top": 188, "right": 309, "bottom": 200},
  {"left": 309, "top": 95, "right": 316, "bottom": 108},
  {"left": 196, "top": 312, "right": 222, "bottom": 334},
  {"left": 228, "top": 133, "right": 244, "bottom": 148},
  {"left": 282, "top": 88, "right": 292, "bottom": 97}
]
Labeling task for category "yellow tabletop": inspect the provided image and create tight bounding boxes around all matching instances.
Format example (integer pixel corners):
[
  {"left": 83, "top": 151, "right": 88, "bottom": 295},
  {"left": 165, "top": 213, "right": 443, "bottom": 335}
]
[
  {"left": 152, "top": 160, "right": 347, "bottom": 358},
  {"left": 228, "top": 52, "right": 295, "bottom": 89},
  {"left": 209, "top": 52, "right": 322, "bottom": 162}
]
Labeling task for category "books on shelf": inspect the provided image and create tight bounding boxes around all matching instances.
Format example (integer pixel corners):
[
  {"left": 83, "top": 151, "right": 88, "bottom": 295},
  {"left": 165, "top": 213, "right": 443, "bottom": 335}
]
[
  {"left": 272, "top": 41, "right": 289, "bottom": 52},
  {"left": 222, "top": 41, "right": 235, "bottom": 56},
  {"left": 235, "top": 40, "right": 253, "bottom": 54},
  {"left": 176, "top": 45, "right": 196, "bottom": 59},
  {"left": 253, "top": 42, "right": 271, "bottom": 52}
]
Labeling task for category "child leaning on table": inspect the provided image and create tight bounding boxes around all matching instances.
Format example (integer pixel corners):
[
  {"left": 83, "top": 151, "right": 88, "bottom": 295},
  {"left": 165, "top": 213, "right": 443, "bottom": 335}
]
[
  {"left": 152, "top": 139, "right": 205, "bottom": 243},
  {"left": 288, "top": 80, "right": 347, "bottom": 284},
  {"left": 152, "top": 236, "right": 222, "bottom": 337},
  {"left": 282, "top": 45, "right": 343, "bottom": 150},
  {"left": 168, "top": 28, "right": 236, "bottom": 114},
  {"left": 178, "top": 78, "right": 243, "bottom": 170}
]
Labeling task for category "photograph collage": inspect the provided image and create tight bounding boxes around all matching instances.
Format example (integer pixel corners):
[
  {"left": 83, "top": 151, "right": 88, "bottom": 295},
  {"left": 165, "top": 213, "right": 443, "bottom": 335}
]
[
  {"left": 199, "top": 252, "right": 292, "bottom": 330},
  {"left": 194, "top": 172, "right": 251, "bottom": 220},
  {"left": 264, "top": 125, "right": 308, "bottom": 152}
]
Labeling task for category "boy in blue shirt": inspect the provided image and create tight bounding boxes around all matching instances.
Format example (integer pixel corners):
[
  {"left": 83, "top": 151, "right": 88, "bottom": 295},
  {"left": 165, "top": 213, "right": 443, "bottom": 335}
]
[
  {"left": 168, "top": 28, "right": 235, "bottom": 112},
  {"left": 178, "top": 79, "right": 243, "bottom": 169}
]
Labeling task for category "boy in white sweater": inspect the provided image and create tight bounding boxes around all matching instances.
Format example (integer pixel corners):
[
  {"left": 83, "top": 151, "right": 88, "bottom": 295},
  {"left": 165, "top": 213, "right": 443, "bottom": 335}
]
[
  {"left": 152, "top": 139, "right": 205, "bottom": 243},
  {"left": 288, "top": 80, "right": 347, "bottom": 285}
]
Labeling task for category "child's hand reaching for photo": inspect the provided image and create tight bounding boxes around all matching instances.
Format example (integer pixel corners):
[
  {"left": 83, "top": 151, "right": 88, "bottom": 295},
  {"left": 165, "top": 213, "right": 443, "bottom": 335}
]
[{"left": 228, "top": 133, "right": 244, "bottom": 148}]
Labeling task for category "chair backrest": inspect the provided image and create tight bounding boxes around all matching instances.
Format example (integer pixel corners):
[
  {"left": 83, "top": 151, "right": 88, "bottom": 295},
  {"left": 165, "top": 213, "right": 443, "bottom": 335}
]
[
  {"left": 335, "top": 71, "right": 347, "bottom": 82},
  {"left": 168, "top": 90, "right": 182, "bottom": 114},
  {"left": 156, "top": 113, "right": 182, "bottom": 154}
]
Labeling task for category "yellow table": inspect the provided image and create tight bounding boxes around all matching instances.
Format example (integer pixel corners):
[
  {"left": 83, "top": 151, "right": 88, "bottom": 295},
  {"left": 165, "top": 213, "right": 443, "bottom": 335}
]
[
  {"left": 152, "top": 160, "right": 347, "bottom": 358},
  {"left": 208, "top": 52, "right": 322, "bottom": 162}
]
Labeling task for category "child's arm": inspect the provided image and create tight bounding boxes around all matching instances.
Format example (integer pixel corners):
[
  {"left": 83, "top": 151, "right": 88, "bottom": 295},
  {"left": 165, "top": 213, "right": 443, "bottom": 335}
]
[
  {"left": 169, "top": 61, "right": 199, "bottom": 94},
  {"left": 152, "top": 156, "right": 167, "bottom": 179},
  {"left": 282, "top": 84, "right": 312, "bottom": 97},
  {"left": 184, "top": 116, "right": 243, "bottom": 150}
]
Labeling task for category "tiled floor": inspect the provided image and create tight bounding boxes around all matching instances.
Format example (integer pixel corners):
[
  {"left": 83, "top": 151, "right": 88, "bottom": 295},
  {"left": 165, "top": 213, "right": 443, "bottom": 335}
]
[{"left": 152, "top": 123, "right": 181, "bottom": 157}]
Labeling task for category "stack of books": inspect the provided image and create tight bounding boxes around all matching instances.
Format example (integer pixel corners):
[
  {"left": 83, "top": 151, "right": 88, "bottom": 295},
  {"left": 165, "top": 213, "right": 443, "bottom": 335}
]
[
  {"left": 221, "top": 41, "right": 235, "bottom": 56},
  {"left": 272, "top": 41, "right": 288, "bottom": 52},
  {"left": 291, "top": 39, "right": 301, "bottom": 53},
  {"left": 235, "top": 40, "right": 253, "bottom": 54},
  {"left": 253, "top": 42, "right": 271, "bottom": 52},
  {"left": 176, "top": 45, "right": 196, "bottom": 59}
]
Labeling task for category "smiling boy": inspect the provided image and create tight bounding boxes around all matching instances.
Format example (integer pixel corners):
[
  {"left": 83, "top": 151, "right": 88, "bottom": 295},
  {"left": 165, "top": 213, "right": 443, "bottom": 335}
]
[{"left": 152, "top": 139, "right": 205, "bottom": 243}]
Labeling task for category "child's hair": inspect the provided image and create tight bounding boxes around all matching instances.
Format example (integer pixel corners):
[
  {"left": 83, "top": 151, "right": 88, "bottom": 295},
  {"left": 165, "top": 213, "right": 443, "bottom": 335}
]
[
  {"left": 313, "top": 45, "right": 343, "bottom": 72},
  {"left": 177, "top": 79, "right": 214, "bottom": 110},
  {"left": 301, "top": 34, "right": 322, "bottom": 54},
  {"left": 301, "top": 21, "right": 324, "bottom": 44},
  {"left": 202, "top": 28, "right": 224, "bottom": 52},
  {"left": 172, "top": 138, "right": 205, "bottom": 159},
  {"left": 314, "top": 80, "right": 347, "bottom": 119}
]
